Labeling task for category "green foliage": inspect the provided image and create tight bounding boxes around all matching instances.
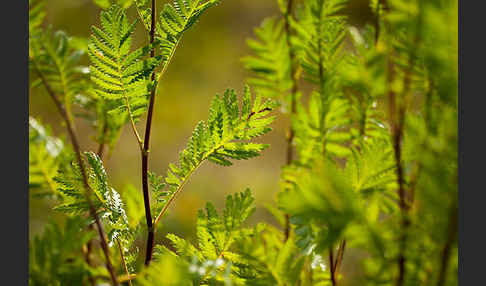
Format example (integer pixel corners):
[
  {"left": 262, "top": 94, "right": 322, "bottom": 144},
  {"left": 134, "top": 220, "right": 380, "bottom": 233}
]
[
  {"left": 242, "top": 17, "right": 292, "bottom": 102},
  {"left": 280, "top": 159, "right": 358, "bottom": 252},
  {"left": 30, "top": 29, "right": 89, "bottom": 124},
  {"left": 152, "top": 86, "right": 276, "bottom": 217},
  {"left": 29, "top": 0, "right": 45, "bottom": 58},
  {"left": 77, "top": 86, "right": 129, "bottom": 151},
  {"left": 345, "top": 139, "right": 397, "bottom": 197},
  {"left": 29, "top": 0, "right": 458, "bottom": 285},
  {"left": 157, "top": 189, "right": 261, "bottom": 285},
  {"left": 137, "top": 250, "right": 231, "bottom": 286},
  {"left": 134, "top": 0, "right": 152, "bottom": 31},
  {"left": 88, "top": 5, "right": 161, "bottom": 122},
  {"left": 166, "top": 189, "right": 255, "bottom": 260},
  {"left": 29, "top": 117, "right": 68, "bottom": 197},
  {"left": 29, "top": 217, "right": 94, "bottom": 286},
  {"left": 291, "top": 0, "right": 347, "bottom": 88},
  {"left": 292, "top": 91, "right": 355, "bottom": 162},
  {"left": 54, "top": 152, "right": 130, "bottom": 246},
  {"left": 233, "top": 227, "right": 311, "bottom": 286},
  {"left": 94, "top": 0, "right": 135, "bottom": 9}
]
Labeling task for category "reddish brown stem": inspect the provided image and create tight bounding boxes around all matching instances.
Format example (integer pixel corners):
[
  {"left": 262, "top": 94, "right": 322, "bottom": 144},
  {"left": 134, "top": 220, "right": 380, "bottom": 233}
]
[
  {"left": 83, "top": 224, "right": 96, "bottom": 286},
  {"left": 142, "top": 0, "right": 157, "bottom": 266},
  {"left": 387, "top": 52, "right": 409, "bottom": 286},
  {"left": 33, "top": 63, "right": 119, "bottom": 286},
  {"left": 329, "top": 247, "right": 337, "bottom": 286}
]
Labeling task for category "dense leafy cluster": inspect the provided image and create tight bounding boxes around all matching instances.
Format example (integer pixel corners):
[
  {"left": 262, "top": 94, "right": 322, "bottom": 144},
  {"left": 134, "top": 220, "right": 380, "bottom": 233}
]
[
  {"left": 244, "top": 0, "right": 458, "bottom": 285},
  {"left": 29, "top": 0, "right": 457, "bottom": 285}
]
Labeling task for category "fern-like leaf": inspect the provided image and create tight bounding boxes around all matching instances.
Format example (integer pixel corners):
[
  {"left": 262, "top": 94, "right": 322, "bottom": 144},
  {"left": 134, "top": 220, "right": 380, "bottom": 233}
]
[
  {"left": 152, "top": 86, "right": 275, "bottom": 218},
  {"left": 166, "top": 189, "right": 256, "bottom": 264},
  {"left": 31, "top": 29, "right": 89, "bottom": 124},
  {"left": 54, "top": 152, "right": 130, "bottom": 247},
  {"left": 292, "top": 0, "right": 347, "bottom": 89},
  {"left": 29, "top": 217, "right": 94, "bottom": 286},
  {"left": 88, "top": 4, "right": 162, "bottom": 122},
  {"left": 242, "top": 17, "right": 292, "bottom": 102}
]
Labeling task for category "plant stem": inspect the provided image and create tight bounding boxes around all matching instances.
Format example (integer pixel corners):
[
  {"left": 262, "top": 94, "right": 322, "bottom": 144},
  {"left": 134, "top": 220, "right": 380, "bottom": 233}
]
[
  {"left": 387, "top": 46, "right": 409, "bottom": 286},
  {"left": 83, "top": 124, "right": 110, "bottom": 286},
  {"left": 33, "top": 62, "right": 119, "bottom": 286},
  {"left": 334, "top": 240, "right": 346, "bottom": 277},
  {"left": 152, "top": 107, "right": 270, "bottom": 226},
  {"left": 389, "top": 3, "right": 423, "bottom": 284},
  {"left": 436, "top": 201, "right": 457, "bottom": 286},
  {"left": 142, "top": 0, "right": 157, "bottom": 266},
  {"left": 153, "top": 161, "right": 200, "bottom": 226},
  {"left": 124, "top": 96, "right": 144, "bottom": 150},
  {"left": 283, "top": 0, "right": 298, "bottom": 242},
  {"left": 117, "top": 239, "right": 133, "bottom": 286},
  {"left": 97, "top": 119, "right": 108, "bottom": 159},
  {"left": 82, "top": 234, "right": 96, "bottom": 286},
  {"left": 379, "top": 2, "right": 410, "bottom": 284},
  {"left": 141, "top": 0, "right": 184, "bottom": 265},
  {"left": 329, "top": 246, "right": 337, "bottom": 286}
]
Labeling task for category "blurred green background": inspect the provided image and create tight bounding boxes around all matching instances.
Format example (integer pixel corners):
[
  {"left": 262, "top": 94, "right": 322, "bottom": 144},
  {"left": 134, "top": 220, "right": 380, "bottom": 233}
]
[{"left": 30, "top": 0, "right": 374, "bottom": 247}]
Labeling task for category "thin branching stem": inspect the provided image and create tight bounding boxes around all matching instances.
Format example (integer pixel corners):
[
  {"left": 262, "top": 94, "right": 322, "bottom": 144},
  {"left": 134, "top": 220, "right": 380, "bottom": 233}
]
[
  {"left": 152, "top": 107, "right": 269, "bottom": 226},
  {"left": 379, "top": 2, "right": 412, "bottom": 285},
  {"left": 153, "top": 160, "right": 201, "bottom": 226},
  {"left": 141, "top": 1, "right": 183, "bottom": 265},
  {"left": 389, "top": 2, "right": 423, "bottom": 284},
  {"left": 97, "top": 119, "right": 108, "bottom": 159},
  {"left": 283, "top": 0, "right": 299, "bottom": 242},
  {"left": 388, "top": 49, "right": 409, "bottom": 286},
  {"left": 117, "top": 239, "right": 133, "bottom": 286},
  {"left": 83, "top": 126, "right": 110, "bottom": 286},
  {"left": 141, "top": 0, "right": 157, "bottom": 266},
  {"left": 33, "top": 62, "right": 119, "bottom": 286},
  {"left": 334, "top": 240, "right": 346, "bottom": 278},
  {"left": 124, "top": 96, "right": 144, "bottom": 150},
  {"left": 329, "top": 246, "right": 337, "bottom": 286}
]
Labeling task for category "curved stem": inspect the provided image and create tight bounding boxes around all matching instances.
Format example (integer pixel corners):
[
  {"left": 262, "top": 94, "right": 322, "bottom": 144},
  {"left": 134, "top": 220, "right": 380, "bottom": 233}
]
[
  {"left": 124, "top": 96, "right": 144, "bottom": 150},
  {"left": 141, "top": 0, "right": 157, "bottom": 267},
  {"left": 33, "top": 62, "right": 119, "bottom": 286},
  {"left": 141, "top": 1, "right": 182, "bottom": 266}
]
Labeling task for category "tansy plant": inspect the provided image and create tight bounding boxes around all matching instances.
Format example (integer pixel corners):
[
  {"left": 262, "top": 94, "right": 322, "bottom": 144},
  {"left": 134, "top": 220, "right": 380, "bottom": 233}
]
[{"left": 29, "top": 0, "right": 457, "bottom": 285}]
